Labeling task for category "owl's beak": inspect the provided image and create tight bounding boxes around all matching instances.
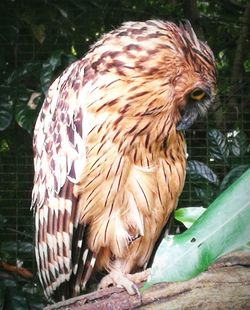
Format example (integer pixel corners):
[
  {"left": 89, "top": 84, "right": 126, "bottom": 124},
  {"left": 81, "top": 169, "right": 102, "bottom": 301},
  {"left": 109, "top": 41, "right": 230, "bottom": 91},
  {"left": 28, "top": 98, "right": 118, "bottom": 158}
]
[
  {"left": 176, "top": 88, "right": 212, "bottom": 131},
  {"left": 176, "top": 103, "right": 200, "bottom": 131}
]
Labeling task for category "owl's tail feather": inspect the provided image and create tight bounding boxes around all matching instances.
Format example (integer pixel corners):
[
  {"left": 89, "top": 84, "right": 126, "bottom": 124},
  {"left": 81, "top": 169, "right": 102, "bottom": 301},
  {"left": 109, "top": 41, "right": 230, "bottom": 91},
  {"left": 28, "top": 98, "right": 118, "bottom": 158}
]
[{"left": 35, "top": 180, "right": 96, "bottom": 302}]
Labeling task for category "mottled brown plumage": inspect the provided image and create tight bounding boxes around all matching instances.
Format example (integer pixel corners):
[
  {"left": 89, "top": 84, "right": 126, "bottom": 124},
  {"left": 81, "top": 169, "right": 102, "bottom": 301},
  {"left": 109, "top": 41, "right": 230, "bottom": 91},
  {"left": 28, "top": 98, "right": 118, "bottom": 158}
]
[{"left": 32, "top": 20, "right": 216, "bottom": 301}]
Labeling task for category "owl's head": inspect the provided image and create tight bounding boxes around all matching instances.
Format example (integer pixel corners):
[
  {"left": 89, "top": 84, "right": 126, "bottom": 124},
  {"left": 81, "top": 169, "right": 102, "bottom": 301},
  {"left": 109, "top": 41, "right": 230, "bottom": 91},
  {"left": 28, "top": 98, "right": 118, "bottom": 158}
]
[
  {"left": 86, "top": 20, "right": 216, "bottom": 134},
  {"left": 173, "top": 21, "right": 217, "bottom": 130}
]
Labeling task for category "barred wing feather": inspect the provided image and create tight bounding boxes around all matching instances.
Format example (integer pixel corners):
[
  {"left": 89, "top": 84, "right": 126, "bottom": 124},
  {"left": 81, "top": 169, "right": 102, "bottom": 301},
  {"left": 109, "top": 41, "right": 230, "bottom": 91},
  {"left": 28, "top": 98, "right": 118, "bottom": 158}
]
[{"left": 32, "top": 60, "right": 94, "bottom": 301}]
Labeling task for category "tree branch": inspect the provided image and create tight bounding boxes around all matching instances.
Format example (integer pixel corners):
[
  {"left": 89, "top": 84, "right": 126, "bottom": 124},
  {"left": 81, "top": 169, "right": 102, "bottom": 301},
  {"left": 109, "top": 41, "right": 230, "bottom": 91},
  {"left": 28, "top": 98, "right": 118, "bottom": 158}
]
[{"left": 45, "top": 251, "right": 250, "bottom": 310}]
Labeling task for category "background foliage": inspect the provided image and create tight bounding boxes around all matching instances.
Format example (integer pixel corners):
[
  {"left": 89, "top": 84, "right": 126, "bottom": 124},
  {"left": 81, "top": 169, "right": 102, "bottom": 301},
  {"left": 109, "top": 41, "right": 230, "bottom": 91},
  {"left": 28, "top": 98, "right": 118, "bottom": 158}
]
[{"left": 0, "top": 0, "right": 249, "bottom": 308}]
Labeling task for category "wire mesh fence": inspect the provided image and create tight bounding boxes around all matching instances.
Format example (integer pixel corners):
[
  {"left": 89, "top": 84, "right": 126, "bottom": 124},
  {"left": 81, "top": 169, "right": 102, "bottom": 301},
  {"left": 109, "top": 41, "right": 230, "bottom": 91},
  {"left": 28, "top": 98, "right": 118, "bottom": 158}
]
[{"left": 0, "top": 152, "right": 35, "bottom": 272}]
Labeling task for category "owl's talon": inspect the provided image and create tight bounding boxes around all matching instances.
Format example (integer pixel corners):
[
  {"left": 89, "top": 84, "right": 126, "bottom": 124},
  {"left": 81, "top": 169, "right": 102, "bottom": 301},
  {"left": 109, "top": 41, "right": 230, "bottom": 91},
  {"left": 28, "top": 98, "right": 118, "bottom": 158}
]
[
  {"left": 98, "top": 271, "right": 140, "bottom": 296},
  {"left": 98, "top": 274, "right": 114, "bottom": 289},
  {"left": 132, "top": 283, "right": 141, "bottom": 297}
]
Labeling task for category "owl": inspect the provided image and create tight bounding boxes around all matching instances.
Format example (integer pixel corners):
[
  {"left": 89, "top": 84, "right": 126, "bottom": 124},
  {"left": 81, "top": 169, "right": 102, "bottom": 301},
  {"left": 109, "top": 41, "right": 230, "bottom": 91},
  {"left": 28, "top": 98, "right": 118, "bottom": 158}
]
[{"left": 32, "top": 19, "right": 216, "bottom": 302}]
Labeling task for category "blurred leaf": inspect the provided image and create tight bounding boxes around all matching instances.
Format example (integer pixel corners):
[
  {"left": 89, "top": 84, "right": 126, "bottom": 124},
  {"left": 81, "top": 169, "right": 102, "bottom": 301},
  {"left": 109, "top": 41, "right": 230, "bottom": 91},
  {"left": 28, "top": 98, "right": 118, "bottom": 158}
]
[
  {"left": 0, "top": 282, "right": 6, "bottom": 310},
  {"left": 32, "top": 24, "right": 46, "bottom": 44},
  {"left": 0, "top": 139, "right": 10, "bottom": 152},
  {"left": 146, "top": 169, "right": 250, "bottom": 287},
  {"left": 244, "top": 58, "right": 250, "bottom": 72},
  {"left": 40, "top": 50, "right": 64, "bottom": 93},
  {"left": 15, "top": 90, "right": 41, "bottom": 134},
  {"left": 40, "top": 51, "right": 77, "bottom": 93},
  {"left": 0, "top": 279, "right": 17, "bottom": 310},
  {"left": 0, "top": 279, "right": 45, "bottom": 310},
  {"left": 228, "top": 131, "right": 248, "bottom": 157},
  {"left": 208, "top": 129, "right": 229, "bottom": 163},
  {"left": 1, "top": 241, "right": 33, "bottom": 254},
  {"left": 193, "top": 185, "right": 217, "bottom": 206},
  {"left": 22, "top": 283, "right": 46, "bottom": 309},
  {"left": 54, "top": 5, "right": 69, "bottom": 19},
  {"left": 7, "top": 62, "right": 41, "bottom": 84},
  {"left": 0, "top": 86, "right": 13, "bottom": 131},
  {"left": 220, "top": 165, "right": 249, "bottom": 192},
  {"left": 4, "top": 287, "right": 28, "bottom": 310},
  {"left": 175, "top": 207, "right": 206, "bottom": 228},
  {"left": 62, "top": 53, "right": 77, "bottom": 67},
  {"left": 0, "top": 214, "right": 7, "bottom": 226},
  {"left": 187, "top": 160, "right": 219, "bottom": 185}
]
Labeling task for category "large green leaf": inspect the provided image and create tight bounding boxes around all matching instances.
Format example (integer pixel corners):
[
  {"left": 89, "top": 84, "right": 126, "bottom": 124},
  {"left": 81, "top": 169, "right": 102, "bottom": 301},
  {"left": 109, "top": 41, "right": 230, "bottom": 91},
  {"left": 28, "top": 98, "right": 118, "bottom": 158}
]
[
  {"left": 208, "top": 128, "right": 229, "bottom": 163},
  {"left": 145, "top": 169, "right": 250, "bottom": 287}
]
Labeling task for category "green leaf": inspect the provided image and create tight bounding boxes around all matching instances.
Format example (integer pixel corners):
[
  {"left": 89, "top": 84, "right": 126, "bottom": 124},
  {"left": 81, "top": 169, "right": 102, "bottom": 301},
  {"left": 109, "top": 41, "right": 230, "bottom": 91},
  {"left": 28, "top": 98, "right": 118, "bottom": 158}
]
[
  {"left": 40, "top": 50, "right": 64, "bottom": 93},
  {"left": 22, "top": 283, "right": 46, "bottom": 309},
  {"left": 15, "top": 90, "right": 41, "bottom": 134},
  {"left": 208, "top": 129, "right": 229, "bottom": 163},
  {"left": 247, "top": 144, "right": 250, "bottom": 153},
  {"left": 40, "top": 51, "right": 77, "bottom": 93},
  {"left": 175, "top": 207, "right": 206, "bottom": 228},
  {"left": 193, "top": 185, "right": 217, "bottom": 206},
  {"left": 227, "top": 130, "right": 248, "bottom": 157},
  {"left": 4, "top": 287, "right": 29, "bottom": 310},
  {"left": 1, "top": 241, "right": 33, "bottom": 254},
  {"left": 220, "top": 165, "right": 249, "bottom": 192},
  {"left": 0, "top": 279, "right": 17, "bottom": 310},
  {"left": 187, "top": 160, "right": 219, "bottom": 185},
  {"left": 0, "top": 214, "right": 7, "bottom": 226},
  {"left": 7, "top": 62, "right": 41, "bottom": 84},
  {"left": 0, "top": 86, "right": 14, "bottom": 131},
  {"left": 0, "top": 278, "right": 45, "bottom": 310},
  {"left": 146, "top": 169, "right": 250, "bottom": 287},
  {"left": 32, "top": 24, "right": 46, "bottom": 44}
]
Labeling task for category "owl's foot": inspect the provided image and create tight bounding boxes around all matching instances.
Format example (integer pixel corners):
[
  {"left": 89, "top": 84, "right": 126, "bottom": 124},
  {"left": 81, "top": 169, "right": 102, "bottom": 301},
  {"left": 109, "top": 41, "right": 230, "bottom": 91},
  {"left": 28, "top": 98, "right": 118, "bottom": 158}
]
[
  {"left": 127, "top": 269, "right": 150, "bottom": 284},
  {"left": 98, "top": 269, "right": 150, "bottom": 295}
]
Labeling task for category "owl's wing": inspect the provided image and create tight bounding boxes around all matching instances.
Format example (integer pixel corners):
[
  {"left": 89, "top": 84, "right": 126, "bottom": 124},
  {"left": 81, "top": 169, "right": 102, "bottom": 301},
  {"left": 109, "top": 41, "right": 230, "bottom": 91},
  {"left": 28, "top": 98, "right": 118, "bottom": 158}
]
[{"left": 32, "top": 60, "right": 95, "bottom": 301}]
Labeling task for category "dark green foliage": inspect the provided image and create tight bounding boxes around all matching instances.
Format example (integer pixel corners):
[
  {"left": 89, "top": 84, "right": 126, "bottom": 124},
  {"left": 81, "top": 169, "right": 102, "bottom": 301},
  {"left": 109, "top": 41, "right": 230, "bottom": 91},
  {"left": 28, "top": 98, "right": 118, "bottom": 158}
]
[
  {"left": 208, "top": 129, "right": 230, "bottom": 164},
  {"left": 0, "top": 278, "right": 46, "bottom": 309},
  {"left": 187, "top": 160, "right": 219, "bottom": 185},
  {"left": 0, "top": 86, "right": 13, "bottom": 131},
  {"left": 183, "top": 128, "right": 250, "bottom": 209}
]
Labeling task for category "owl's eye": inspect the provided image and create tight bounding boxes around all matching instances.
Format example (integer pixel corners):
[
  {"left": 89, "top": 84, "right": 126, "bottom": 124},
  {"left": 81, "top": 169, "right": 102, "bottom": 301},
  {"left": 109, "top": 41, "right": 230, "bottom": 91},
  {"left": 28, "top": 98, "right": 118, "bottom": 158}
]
[{"left": 190, "top": 88, "right": 206, "bottom": 101}]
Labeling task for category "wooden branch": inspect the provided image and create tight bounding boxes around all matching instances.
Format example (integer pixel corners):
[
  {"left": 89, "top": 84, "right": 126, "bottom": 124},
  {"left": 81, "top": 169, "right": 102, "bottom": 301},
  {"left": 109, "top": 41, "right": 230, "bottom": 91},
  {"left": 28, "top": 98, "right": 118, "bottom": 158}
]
[
  {"left": 44, "top": 252, "right": 250, "bottom": 310},
  {"left": 0, "top": 261, "right": 33, "bottom": 279}
]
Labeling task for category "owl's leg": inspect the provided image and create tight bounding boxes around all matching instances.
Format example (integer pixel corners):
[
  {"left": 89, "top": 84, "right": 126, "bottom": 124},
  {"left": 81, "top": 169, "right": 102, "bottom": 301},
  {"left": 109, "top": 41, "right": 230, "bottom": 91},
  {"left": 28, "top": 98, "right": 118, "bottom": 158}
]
[{"left": 98, "top": 269, "right": 150, "bottom": 295}]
